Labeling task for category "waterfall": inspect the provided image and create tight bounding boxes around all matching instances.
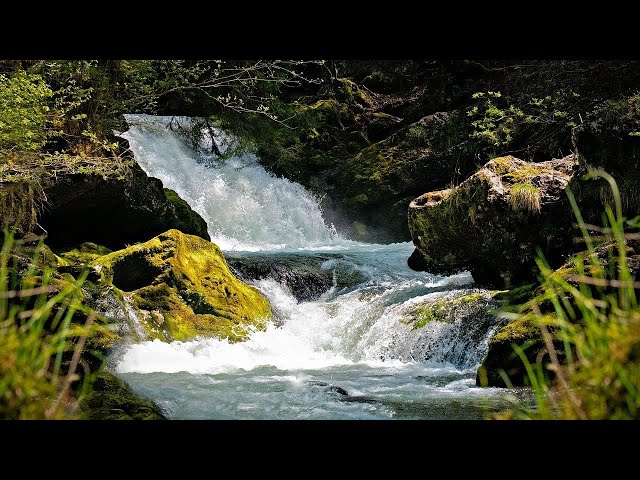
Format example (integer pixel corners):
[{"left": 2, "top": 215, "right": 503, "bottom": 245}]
[{"left": 120, "top": 114, "right": 351, "bottom": 252}]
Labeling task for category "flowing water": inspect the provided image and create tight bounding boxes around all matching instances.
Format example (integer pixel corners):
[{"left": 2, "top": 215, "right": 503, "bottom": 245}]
[{"left": 115, "top": 115, "right": 527, "bottom": 419}]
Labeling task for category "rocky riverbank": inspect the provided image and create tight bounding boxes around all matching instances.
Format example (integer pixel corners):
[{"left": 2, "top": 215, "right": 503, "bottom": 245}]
[
  {"left": 407, "top": 109, "right": 640, "bottom": 386},
  {"left": 1, "top": 155, "right": 272, "bottom": 418}
]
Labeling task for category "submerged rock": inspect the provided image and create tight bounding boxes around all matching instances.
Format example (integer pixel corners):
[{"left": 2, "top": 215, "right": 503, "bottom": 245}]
[
  {"left": 93, "top": 229, "right": 272, "bottom": 342},
  {"left": 227, "top": 253, "right": 335, "bottom": 302},
  {"left": 38, "top": 162, "right": 210, "bottom": 249},
  {"left": 308, "top": 381, "right": 349, "bottom": 396},
  {"left": 80, "top": 372, "right": 166, "bottom": 420},
  {"left": 408, "top": 154, "right": 579, "bottom": 288}
]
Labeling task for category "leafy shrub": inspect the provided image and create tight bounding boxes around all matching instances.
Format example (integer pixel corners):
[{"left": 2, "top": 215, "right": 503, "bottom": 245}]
[{"left": 0, "top": 71, "right": 53, "bottom": 151}]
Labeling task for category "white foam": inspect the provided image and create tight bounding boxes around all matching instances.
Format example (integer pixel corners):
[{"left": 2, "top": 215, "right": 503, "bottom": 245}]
[
  {"left": 120, "top": 114, "right": 358, "bottom": 252},
  {"left": 116, "top": 264, "right": 485, "bottom": 375}
]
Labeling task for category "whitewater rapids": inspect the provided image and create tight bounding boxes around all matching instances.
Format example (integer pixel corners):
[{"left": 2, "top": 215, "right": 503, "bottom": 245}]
[{"left": 114, "top": 115, "right": 526, "bottom": 419}]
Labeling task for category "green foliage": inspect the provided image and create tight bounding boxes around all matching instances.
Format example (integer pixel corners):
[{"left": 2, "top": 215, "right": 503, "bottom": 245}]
[
  {"left": 0, "top": 60, "right": 321, "bottom": 165},
  {"left": 628, "top": 94, "right": 640, "bottom": 137},
  {"left": 408, "top": 124, "right": 426, "bottom": 147},
  {"left": 507, "top": 172, "right": 640, "bottom": 419},
  {"left": 0, "top": 71, "right": 53, "bottom": 151},
  {"left": 467, "top": 90, "right": 577, "bottom": 151},
  {"left": 590, "top": 92, "right": 640, "bottom": 138},
  {"left": 36, "top": 60, "right": 135, "bottom": 153},
  {"left": 0, "top": 231, "right": 102, "bottom": 419},
  {"left": 467, "top": 91, "right": 521, "bottom": 147},
  {"left": 0, "top": 151, "right": 134, "bottom": 183},
  {"left": 0, "top": 61, "right": 134, "bottom": 183}
]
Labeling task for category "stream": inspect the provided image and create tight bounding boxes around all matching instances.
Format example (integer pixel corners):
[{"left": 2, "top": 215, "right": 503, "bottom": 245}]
[{"left": 114, "top": 115, "right": 527, "bottom": 419}]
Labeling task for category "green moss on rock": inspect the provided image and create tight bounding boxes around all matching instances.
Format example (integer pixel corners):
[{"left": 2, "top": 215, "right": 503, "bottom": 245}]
[
  {"left": 406, "top": 290, "right": 495, "bottom": 329},
  {"left": 59, "top": 242, "right": 113, "bottom": 265},
  {"left": 411, "top": 292, "right": 491, "bottom": 329},
  {"left": 493, "top": 283, "right": 536, "bottom": 313},
  {"left": 93, "top": 229, "right": 272, "bottom": 342},
  {"left": 79, "top": 372, "right": 166, "bottom": 420},
  {"left": 477, "top": 241, "right": 640, "bottom": 388},
  {"left": 164, "top": 188, "right": 209, "bottom": 240},
  {"left": 408, "top": 154, "right": 579, "bottom": 287}
]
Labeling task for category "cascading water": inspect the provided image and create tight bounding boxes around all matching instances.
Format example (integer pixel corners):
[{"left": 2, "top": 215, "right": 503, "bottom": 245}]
[
  {"left": 114, "top": 115, "right": 527, "bottom": 419},
  {"left": 121, "top": 114, "right": 349, "bottom": 252}
]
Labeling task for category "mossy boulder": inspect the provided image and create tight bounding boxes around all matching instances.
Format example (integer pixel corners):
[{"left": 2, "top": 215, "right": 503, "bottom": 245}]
[
  {"left": 79, "top": 372, "right": 166, "bottom": 420},
  {"left": 407, "top": 291, "right": 494, "bottom": 329},
  {"left": 38, "top": 162, "right": 210, "bottom": 249},
  {"left": 93, "top": 229, "right": 272, "bottom": 342},
  {"left": 477, "top": 241, "right": 640, "bottom": 387},
  {"left": 334, "top": 110, "right": 476, "bottom": 242},
  {"left": 408, "top": 154, "right": 579, "bottom": 288}
]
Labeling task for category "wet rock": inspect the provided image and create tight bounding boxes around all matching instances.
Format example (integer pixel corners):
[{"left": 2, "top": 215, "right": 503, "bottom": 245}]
[
  {"left": 408, "top": 154, "right": 579, "bottom": 288},
  {"left": 330, "top": 386, "right": 349, "bottom": 396},
  {"left": 228, "top": 254, "right": 334, "bottom": 302},
  {"left": 79, "top": 372, "right": 166, "bottom": 420},
  {"left": 405, "top": 290, "right": 496, "bottom": 329},
  {"left": 94, "top": 229, "right": 272, "bottom": 342},
  {"left": 308, "top": 381, "right": 349, "bottom": 396},
  {"left": 38, "top": 162, "right": 210, "bottom": 249}
]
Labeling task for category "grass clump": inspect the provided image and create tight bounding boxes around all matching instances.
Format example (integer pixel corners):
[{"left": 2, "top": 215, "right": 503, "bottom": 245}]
[
  {"left": 509, "top": 183, "right": 541, "bottom": 212},
  {"left": 502, "top": 170, "right": 640, "bottom": 419},
  {"left": 0, "top": 230, "right": 102, "bottom": 419}
]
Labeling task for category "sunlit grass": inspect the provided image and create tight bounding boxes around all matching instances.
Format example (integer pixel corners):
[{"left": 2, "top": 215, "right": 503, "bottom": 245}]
[
  {"left": 509, "top": 183, "right": 541, "bottom": 213},
  {"left": 503, "top": 171, "right": 640, "bottom": 419},
  {"left": 0, "top": 231, "right": 101, "bottom": 419}
]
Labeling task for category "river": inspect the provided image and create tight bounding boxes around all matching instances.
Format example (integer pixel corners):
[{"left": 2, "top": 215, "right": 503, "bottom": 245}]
[{"left": 114, "top": 114, "right": 526, "bottom": 419}]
